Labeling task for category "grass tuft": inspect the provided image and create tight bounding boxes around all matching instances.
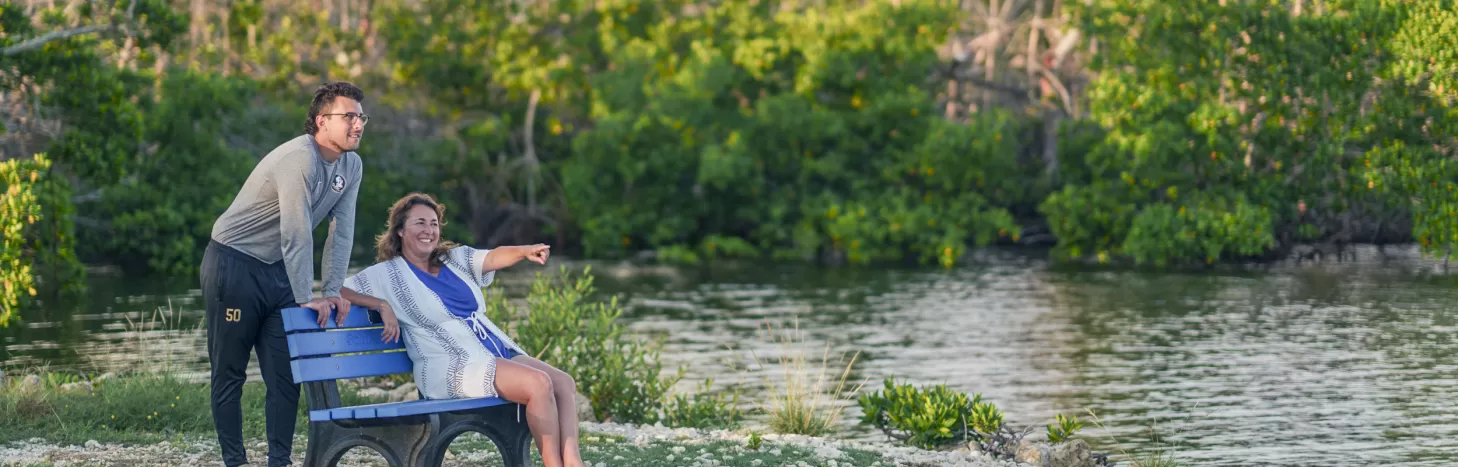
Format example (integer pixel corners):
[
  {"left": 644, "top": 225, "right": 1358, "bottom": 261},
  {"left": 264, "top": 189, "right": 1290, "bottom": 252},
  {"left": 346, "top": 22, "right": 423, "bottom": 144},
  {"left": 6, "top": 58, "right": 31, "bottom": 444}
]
[{"left": 748, "top": 317, "right": 862, "bottom": 437}]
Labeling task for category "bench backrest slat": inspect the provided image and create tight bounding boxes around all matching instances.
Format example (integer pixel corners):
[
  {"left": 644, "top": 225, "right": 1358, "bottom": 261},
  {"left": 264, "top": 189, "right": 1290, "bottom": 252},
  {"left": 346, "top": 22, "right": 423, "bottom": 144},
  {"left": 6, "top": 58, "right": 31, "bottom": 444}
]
[
  {"left": 283, "top": 306, "right": 415, "bottom": 385},
  {"left": 286, "top": 329, "right": 404, "bottom": 358},
  {"left": 290, "top": 351, "right": 413, "bottom": 383},
  {"left": 282, "top": 306, "right": 378, "bottom": 332}
]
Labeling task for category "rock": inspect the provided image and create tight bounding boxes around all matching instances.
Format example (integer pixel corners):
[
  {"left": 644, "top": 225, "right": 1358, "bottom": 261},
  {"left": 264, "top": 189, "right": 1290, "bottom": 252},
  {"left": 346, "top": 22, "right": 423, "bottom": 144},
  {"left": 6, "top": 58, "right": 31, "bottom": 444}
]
[
  {"left": 60, "top": 381, "right": 93, "bottom": 395},
  {"left": 811, "top": 444, "right": 843, "bottom": 460},
  {"left": 1015, "top": 439, "right": 1045, "bottom": 466},
  {"left": 1050, "top": 439, "right": 1094, "bottom": 467},
  {"left": 388, "top": 382, "right": 417, "bottom": 402},
  {"left": 575, "top": 391, "right": 597, "bottom": 423},
  {"left": 356, "top": 387, "right": 389, "bottom": 401}
]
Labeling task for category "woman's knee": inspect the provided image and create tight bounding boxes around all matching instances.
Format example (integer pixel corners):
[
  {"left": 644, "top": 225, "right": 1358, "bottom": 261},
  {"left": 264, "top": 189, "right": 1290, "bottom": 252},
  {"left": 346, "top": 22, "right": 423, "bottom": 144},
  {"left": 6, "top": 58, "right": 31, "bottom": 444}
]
[
  {"left": 526, "top": 367, "right": 554, "bottom": 396},
  {"left": 549, "top": 368, "right": 576, "bottom": 393},
  {"left": 496, "top": 361, "right": 554, "bottom": 403}
]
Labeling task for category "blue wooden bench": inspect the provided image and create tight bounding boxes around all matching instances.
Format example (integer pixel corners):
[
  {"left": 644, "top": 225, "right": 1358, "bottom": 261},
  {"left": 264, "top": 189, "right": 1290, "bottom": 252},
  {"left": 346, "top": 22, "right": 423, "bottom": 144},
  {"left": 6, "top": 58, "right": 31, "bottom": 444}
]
[{"left": 282, "top": 305, "right": 534, "bottom": 467}]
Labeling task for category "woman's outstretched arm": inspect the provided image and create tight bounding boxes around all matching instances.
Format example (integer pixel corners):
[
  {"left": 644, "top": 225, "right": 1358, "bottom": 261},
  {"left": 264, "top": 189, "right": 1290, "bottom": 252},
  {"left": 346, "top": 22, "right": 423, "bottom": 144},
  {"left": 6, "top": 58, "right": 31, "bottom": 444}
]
[{"left": 481, "top": 244, "right": 551, "bottom": 273}]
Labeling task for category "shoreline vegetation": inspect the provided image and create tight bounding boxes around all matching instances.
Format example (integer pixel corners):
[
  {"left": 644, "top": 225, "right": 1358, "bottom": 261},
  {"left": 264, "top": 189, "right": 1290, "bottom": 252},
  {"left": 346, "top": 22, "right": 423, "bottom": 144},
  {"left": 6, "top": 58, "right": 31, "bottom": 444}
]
[
  {"left": 0, "top": 371, "right": 1142, "bottom": 467},
  {"left": 0, "top": 267, "right": 1177, "bottom": 467}
]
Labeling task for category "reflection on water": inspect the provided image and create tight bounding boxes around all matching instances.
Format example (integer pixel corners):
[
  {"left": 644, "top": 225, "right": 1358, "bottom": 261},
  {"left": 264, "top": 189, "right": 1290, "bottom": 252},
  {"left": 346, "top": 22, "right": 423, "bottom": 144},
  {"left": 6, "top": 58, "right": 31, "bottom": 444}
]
[{"left": 5, "top": 245, "right": 1458, "bottom": 466}]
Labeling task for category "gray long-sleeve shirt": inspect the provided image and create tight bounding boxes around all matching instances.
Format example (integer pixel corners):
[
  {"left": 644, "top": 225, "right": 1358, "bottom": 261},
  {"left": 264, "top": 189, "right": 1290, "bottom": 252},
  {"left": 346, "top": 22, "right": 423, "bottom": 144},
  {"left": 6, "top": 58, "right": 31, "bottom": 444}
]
[{"left": 211, "top": 134, "right": 363, "bottom": 304}]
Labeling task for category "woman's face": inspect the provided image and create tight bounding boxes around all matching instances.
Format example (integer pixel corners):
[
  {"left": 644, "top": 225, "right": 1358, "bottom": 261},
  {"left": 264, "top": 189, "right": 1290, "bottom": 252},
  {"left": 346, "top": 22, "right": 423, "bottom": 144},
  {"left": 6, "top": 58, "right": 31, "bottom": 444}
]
[{"left": 397, "top": 204, "right": 440, "bottom": 259}]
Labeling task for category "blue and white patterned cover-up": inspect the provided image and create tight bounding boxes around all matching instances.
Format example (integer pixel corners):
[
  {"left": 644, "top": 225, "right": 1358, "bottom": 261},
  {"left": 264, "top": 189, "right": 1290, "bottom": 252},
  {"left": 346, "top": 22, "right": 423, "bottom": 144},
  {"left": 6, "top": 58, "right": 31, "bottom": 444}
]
[{"left": 343, "top": 246, "right": 526, "bottom": 400}]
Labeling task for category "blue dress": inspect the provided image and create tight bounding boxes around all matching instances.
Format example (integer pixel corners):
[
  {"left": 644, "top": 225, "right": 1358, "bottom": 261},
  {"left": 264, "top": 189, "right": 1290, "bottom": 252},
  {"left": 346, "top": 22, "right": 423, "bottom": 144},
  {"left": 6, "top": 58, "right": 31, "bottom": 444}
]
[{"left": 407, "top": 261, "right": 519, "bottom": 359}]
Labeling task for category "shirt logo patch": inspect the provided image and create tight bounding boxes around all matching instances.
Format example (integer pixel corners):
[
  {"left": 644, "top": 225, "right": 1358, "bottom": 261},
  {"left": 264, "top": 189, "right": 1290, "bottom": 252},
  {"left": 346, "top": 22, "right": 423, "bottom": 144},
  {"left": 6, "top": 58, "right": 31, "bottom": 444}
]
[{"left": 332, "top": 174, "right": 346, "bottom": 193}]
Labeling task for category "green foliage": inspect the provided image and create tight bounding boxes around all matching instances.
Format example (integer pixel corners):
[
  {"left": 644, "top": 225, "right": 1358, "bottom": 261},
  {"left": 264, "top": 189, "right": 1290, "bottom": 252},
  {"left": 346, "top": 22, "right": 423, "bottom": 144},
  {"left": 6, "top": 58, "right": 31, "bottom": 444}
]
[
  {"left": 483, "top": 266, "right": 744, "bottom": 426},
  {"left": 699, "top": 235, "right": 760, "bottom": 261},
  {"left": 1358, "top": 1, "right": 1458, "bottom": 259},
  {"left": 77, "top": 72, "right": 259, "bottom": 276},
  {"left": 3, "top": 0, "right": 188, "bottom": 185},
  {"left": 0, "top": 156, "right": 46, "bottom": 325},
  {"left": 1047, "top": 413, "right": 1083, "bottom": 444},
  {"left": 561, "top": 0, "right": 1022, "bottom": 266},
  {"left": 655, "top": 244, "right": 704, "bottom": 265},
  {"left": 659, "top": 378, "right": 745, "bottom": 430},
  {"left": 1121, "top": 193, "right": 1275, "bottom": 266},
  {"left": 0, "top": 154, "right": 84, "bottom": 327},
  {"left": 1046, "top": 0, "right": 1458, "bottom": 266},
  {"left": 18, "top": 0, "right": 1458, "bottom": 302},
  {"left": 856, "top": 377, "right": 1004, "bottom": 450}
]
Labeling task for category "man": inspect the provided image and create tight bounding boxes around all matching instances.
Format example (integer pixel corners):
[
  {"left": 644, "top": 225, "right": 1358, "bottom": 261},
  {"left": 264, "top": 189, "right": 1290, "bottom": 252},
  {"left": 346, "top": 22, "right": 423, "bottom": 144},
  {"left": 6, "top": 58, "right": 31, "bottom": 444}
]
[{"left": 200, "top": 81, "right": 367, "bottom": 467}]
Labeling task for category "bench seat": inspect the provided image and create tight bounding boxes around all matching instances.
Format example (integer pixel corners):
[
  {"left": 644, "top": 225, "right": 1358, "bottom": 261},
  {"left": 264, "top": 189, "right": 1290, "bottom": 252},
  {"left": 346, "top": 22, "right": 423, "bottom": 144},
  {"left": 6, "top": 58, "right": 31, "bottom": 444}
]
[{"left": 309, "top": 396, "right": 514, "bottom": 422}]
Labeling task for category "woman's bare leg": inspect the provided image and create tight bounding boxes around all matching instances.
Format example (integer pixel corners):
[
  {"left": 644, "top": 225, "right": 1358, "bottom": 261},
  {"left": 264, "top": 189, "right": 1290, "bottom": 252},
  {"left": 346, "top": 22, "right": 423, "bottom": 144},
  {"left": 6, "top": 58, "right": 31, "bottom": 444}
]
[
  {"left": 511, "top": 355, "right": 584, "bottom": 467},
  {"left": 494, "top": 358, "right": 563, "bottom": 467}
]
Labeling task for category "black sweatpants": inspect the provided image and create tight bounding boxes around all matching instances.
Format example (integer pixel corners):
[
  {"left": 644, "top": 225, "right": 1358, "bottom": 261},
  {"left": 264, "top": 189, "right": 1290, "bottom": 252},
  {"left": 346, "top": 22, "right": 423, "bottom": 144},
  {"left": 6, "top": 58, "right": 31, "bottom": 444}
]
[{"left": 201, "top": 240, "right": 302, "bottom": 467}]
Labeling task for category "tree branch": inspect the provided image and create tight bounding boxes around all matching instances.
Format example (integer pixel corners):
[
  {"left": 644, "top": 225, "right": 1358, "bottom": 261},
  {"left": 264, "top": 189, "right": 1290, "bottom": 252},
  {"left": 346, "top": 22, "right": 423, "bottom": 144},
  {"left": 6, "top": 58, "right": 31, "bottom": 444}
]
[
  {"left": 1039, "top": 68, "right": 1076, "bottom": 115},
  {"left": 2, "top": 25, "right": 111, "bottom": 56},
  {"left": 523, "top": 88, "right": 541, "bottom": 214},
  {"left": 2, "top": 0, "right": 138, "bottom": 57},
  {"left": 949, "top": 66, "right": 1033, "bottom": 97}
]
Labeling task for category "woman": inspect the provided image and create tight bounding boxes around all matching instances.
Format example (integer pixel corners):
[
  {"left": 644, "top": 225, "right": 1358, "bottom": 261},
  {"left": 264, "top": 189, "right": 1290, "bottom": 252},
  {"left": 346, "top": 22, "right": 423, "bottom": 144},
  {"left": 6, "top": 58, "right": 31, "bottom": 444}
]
[{"left": 339, "top": 192, "right": 582, "bottom": 467}]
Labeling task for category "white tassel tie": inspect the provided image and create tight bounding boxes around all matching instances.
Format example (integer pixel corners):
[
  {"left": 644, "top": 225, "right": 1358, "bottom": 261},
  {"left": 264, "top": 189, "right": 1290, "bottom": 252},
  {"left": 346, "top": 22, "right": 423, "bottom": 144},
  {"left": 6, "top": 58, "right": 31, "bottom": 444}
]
[{"left": 462, "top": 313, "right": 510, "bottom": 360}]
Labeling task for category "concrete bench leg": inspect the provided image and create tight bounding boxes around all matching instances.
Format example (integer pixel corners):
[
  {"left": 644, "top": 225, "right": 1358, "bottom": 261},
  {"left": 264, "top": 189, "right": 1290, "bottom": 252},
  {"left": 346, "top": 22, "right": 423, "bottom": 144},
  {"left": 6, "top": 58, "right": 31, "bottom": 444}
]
[
  {"left": 417, "top": 404, "right": 534, "bottom": 467},
  {"left": 303, "top": 419, "right": 432, "bottom": 467}
]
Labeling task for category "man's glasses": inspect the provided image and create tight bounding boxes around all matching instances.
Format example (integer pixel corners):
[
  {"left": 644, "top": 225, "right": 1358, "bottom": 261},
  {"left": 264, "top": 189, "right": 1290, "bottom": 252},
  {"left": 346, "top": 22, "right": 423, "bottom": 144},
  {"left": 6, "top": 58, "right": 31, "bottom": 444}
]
[{"left": 322, "top": 112, "right": 370, "bottom": 125}]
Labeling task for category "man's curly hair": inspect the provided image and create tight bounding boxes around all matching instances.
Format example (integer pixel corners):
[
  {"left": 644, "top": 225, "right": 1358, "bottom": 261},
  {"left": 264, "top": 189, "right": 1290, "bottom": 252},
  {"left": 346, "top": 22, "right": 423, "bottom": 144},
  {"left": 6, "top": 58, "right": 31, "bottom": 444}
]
[{"left": 303, "top": 81, "right": 365, "bottom": 135}]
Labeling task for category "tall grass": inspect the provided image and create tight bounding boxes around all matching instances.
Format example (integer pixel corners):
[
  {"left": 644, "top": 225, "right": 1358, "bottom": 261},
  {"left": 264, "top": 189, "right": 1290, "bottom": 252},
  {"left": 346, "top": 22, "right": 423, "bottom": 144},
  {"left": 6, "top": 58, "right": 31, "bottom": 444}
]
[
  {"left": 1084, "top": 408, "right": 1187, "bottom": 467},
  {"left": 0, "top": 369, "right": 388, "bottom": 445},
  {"left": 120, "top": 299, "right": 203, "bottom": 375},
  {"left": 0, "top": 300, "right": 387, "bottom": 445},
  {"left": 745, "top": 317, "right": 862, "bottom": 437}
]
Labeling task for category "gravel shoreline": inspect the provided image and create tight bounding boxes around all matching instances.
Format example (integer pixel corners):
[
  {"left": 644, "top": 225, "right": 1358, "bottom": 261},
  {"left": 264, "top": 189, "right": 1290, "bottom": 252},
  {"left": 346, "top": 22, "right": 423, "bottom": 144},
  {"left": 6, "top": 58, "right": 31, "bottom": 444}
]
[
  {"left": 576, "top": 422, "right": 1029, "bottom": 467},
  {"left": 0, "top": 421, "right": 1030, "bottom": 467}
]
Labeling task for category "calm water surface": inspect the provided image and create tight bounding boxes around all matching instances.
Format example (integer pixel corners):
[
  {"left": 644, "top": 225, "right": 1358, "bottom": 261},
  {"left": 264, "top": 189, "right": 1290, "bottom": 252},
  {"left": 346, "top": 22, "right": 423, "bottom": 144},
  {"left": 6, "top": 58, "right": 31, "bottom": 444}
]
[{"left": 5, "top": 245, "right": 1458, "bottom": 466}]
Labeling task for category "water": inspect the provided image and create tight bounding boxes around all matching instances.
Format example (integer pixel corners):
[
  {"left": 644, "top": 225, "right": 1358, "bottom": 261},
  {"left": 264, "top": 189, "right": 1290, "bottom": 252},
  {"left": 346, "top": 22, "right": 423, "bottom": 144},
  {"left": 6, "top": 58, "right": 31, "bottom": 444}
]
[{"left": 5, "top": 244, "right": 1458, "bottom": 466}]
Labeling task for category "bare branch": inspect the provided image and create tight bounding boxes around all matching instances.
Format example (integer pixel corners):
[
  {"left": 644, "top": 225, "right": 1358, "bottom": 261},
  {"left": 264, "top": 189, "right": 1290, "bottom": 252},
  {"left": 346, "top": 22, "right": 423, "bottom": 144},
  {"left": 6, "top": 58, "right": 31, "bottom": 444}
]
[
  {"left": 523, "top": 88, "right": 541, "bottom": 214},
  {"left": 949, "top": 66, "right": 1033, "bottom": 97},
  {"left": 1000, "top": 0, "right": 1034, "bottom": 22},
  {"left": 1039, "top": 68, "right": 1076, "bottom": 115},
  {"left": 967, "top": 0, "right": 991, "bottom": 18},
  {"left": 2, "top": 0, "right": 137, "bottom": 57},
  {"left": 1049, "top": 28, "right": 1081, "bottom": 69},
  {"left": 2, "top": 25, "right": 111, "bottom": 56}
]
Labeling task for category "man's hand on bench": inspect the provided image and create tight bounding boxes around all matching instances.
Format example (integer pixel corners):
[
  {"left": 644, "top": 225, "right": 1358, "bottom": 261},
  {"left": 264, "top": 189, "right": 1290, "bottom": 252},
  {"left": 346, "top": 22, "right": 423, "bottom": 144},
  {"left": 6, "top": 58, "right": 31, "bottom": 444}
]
[
  {"left": 327, "top": 296, "right": 352, "bottom": 326},
  {"left": 300, "top": 296, "right": 353, "bottom": 328}
]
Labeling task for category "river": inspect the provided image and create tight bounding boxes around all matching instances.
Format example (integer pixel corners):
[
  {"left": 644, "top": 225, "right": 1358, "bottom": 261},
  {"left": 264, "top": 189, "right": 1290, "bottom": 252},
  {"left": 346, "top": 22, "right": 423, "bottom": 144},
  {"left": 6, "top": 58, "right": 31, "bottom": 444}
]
[{"left": 4, "top": 244, "right": 1456, "bottom": 466}]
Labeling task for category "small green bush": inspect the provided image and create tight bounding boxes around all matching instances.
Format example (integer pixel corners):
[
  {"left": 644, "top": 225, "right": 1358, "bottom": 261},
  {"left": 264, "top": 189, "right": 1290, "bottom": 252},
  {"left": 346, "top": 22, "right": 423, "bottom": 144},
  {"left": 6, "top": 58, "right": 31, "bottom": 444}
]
[
  {"left": 1047, "top": 413, "right": 1083, "bottom": 444},
  {"left": 660, "top": 378, "right": 745, "bottom": 430},
  {"left": 856, "top": 377, "right": 1002, "bottom": 450},
  {"left": 484, "top": 266, "right": 741, "bottom": 428}
]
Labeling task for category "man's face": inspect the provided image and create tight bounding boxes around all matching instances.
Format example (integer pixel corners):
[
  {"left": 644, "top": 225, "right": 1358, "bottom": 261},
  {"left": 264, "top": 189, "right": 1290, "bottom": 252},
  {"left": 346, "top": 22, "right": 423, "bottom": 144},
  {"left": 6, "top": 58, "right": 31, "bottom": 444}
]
[{"left": 316, "top": 97, "right": 366, "bottom": 152}]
